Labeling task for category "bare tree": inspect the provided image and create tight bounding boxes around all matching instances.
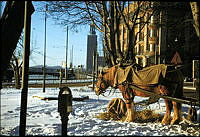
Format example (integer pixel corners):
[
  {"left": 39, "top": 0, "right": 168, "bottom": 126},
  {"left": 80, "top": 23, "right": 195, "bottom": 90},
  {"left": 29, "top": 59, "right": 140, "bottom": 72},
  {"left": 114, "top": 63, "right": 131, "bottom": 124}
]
[
  {"left": 10, "top": 35, "right": 23, "bottom": 89},
  {"left": 116, "top": 1, "right": 156, "bottom": 63},
  {"left": 10, "top": 33, "right": 38, "bottom": 89},
  {"left": 190, "top": 2, "right": 199, "bottom": 39},
  {"left": 43, "top": 1, "right": 158, "bottom": 66}
]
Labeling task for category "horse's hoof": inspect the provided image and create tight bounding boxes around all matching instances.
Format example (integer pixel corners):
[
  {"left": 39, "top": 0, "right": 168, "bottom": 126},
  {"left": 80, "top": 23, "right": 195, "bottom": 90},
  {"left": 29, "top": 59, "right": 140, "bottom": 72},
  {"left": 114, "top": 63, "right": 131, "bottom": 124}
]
[
  {"left": 125, "top": 117, "right": 134, "bottom": 122},
  {"left": 161, "top": 121, "right": 169, "bottom": 125},
  {"left": 161, "top": 116, "right": 171, "bottom": 125},
  {"left": 125, "top": 119, "right": 131, "bottom": 122},
  {"left": 170, "top": 118, "right": 181, "bottom": 125},
  {"left": 161, "top": 119, "right": 170, "bottom": 125}
]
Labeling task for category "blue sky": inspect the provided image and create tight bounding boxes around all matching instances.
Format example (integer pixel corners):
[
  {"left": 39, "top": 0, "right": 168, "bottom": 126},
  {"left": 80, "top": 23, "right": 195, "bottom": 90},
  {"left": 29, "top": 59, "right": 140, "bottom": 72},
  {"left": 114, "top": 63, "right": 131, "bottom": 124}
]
[
  {"left": 1, "top": 1, "right": 102, "bottom": 68},
  {"left": 30, "top": 2, "right": 97, "bottom": 68},
  {"left": 30, "top": 8, "right": 88, "bottom": 67}
]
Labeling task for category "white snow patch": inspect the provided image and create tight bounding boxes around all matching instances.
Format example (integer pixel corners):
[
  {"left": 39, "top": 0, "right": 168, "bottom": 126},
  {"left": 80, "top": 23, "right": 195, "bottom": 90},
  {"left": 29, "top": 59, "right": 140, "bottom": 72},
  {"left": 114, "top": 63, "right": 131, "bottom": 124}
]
[{"left": 0, "top": 87, "right": 199, "bottom": 136}]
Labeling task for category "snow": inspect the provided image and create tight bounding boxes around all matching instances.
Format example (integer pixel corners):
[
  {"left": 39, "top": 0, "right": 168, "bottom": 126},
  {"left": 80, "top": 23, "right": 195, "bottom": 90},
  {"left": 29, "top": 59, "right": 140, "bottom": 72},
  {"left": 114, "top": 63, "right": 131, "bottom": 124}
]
[{"left": 0, "top": 86, "right": 199, "bottom": 136}]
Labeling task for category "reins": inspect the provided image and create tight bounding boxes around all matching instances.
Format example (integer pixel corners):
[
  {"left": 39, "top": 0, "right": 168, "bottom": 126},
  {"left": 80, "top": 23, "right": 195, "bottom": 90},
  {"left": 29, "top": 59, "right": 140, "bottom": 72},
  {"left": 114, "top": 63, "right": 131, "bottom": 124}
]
[
  {"left": 97, "top": 67, "right": 117, "bottom": 97},
  {"left": 101, "top": 87, "right": 117, "bottom": 97}
]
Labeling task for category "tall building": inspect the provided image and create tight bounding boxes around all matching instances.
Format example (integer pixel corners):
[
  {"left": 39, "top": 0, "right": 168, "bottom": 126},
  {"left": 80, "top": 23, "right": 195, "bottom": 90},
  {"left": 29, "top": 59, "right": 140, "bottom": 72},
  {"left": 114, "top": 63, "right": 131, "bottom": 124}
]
[{"left": 86, "top": 24, "right": 97, "bottom": 73}]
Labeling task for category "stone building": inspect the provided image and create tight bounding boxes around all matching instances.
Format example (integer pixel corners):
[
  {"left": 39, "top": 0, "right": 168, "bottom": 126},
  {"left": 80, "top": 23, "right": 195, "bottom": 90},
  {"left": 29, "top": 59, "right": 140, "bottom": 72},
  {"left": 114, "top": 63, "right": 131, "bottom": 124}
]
[
  {"left": 119, "top": 2, "right": 199, "bottom": 78},
  {"left": 86, "top": 24, "right": 97, "bottom": 73}
]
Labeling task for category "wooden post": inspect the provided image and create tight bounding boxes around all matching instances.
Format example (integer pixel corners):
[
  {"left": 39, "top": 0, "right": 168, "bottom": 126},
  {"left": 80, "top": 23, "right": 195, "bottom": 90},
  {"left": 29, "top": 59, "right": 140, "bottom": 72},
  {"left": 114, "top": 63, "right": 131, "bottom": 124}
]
[{"left": 19, "top": 1, "right": 31, "bottom": 136}]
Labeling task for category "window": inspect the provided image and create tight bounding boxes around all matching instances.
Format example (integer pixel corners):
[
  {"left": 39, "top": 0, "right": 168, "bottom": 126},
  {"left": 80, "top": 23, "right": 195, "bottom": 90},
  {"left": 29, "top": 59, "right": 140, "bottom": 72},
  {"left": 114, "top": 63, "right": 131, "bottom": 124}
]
[
  {"left": 139, "top": 32, "right": 144, "bottom": 41},
  {"left": 150, "top": 44, "right": 154, "bottom": 52}
]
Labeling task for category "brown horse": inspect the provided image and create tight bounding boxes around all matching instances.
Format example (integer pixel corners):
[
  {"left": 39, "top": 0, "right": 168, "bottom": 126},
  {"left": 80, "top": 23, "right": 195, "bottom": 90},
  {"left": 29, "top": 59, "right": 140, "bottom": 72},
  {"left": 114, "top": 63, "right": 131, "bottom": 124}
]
[{"left": 95, "top": 64, "right": 184, "bottom": 125}]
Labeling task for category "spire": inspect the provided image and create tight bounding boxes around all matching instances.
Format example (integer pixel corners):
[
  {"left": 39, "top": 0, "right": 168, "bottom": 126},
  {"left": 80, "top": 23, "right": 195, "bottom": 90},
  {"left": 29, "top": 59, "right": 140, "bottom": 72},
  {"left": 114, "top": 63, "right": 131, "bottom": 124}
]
[{"left": 90, "top": 23, "right": 96, "bottom": 35}]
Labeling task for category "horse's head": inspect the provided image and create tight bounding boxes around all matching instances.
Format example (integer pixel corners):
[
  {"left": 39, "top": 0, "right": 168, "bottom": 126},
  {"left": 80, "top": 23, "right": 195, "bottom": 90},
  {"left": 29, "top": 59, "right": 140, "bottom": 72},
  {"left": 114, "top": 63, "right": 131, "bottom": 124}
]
[{"left": 95, "top": 70, "right": 110, "bottom": 96}]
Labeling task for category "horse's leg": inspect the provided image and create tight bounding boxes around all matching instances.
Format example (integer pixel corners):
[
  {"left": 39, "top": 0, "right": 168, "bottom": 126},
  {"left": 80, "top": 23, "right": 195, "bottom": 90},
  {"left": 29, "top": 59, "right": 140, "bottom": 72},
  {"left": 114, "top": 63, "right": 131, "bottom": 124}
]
[
  {"left": 125, "top": 98, "right": 135, "bottom": 122},
  {"left": 171, "top": 82, "right": 183, "bottom": 125},
  {"left": 159, "top": 85, "right": 173, "bottom": 125},
  {"left": 161, "top": 99, "right": 173, "bottom": 125},
  {"left": 170, "top": 101, "right": 182, "bottom": 124},
  {"left": 121, "top": 86, "right": 135, "bottom": 122}
]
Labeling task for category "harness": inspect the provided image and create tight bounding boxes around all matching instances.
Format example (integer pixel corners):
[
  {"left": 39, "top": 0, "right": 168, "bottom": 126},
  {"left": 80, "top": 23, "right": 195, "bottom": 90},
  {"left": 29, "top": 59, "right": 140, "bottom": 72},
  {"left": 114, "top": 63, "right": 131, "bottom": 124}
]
[
  {"left": 97, "top": 77, "right": 109, "bottom": 94},
  {"left": 97, "top": 76, "right": 117, "bottom": 97},
  {"left": 121, "top": 81, "right": 134, "bottom": 104}
]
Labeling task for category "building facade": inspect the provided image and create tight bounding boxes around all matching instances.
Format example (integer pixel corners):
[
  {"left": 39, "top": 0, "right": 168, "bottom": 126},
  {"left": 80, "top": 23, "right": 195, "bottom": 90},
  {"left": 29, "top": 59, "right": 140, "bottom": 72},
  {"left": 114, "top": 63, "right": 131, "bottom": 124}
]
[
  {"left": 118, "top": 2, "right": 199, "bottom": 79},
  {"left": 118, "top": 2, "right": 166, "bottom": 67}
]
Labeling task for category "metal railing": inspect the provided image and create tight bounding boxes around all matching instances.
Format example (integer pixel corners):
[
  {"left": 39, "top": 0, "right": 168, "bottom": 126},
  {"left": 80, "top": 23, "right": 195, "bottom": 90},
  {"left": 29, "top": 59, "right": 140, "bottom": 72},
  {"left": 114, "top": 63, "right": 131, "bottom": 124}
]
[{"left": 2, "top": 78, "right": 94, "bottom": 85}]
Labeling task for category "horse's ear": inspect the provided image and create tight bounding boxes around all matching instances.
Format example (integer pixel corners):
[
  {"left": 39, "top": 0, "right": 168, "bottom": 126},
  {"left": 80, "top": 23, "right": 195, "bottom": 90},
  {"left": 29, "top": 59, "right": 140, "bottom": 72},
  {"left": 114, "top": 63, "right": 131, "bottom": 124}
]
[
  {"left": 98, "top": 69, "right": 102, "bottom": 75},
  {"left": 100, "top": 69, "right": 106, "bottom": 75}
]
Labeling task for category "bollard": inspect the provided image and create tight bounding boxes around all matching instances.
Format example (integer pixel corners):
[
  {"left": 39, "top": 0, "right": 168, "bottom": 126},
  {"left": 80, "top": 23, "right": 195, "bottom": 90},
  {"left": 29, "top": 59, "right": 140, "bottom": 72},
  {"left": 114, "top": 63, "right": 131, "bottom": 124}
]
[
  {"left": 195, "top": 79, "right": 199, "bottom": 101},
  {"left": 58, "top": 87, "right": 72, "bottom": 136}
]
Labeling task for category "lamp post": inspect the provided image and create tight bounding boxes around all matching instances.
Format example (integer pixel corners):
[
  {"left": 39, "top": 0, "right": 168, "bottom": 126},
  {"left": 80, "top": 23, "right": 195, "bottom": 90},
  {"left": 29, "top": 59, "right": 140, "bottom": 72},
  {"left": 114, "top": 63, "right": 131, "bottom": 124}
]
[
  {"left": 43, "top": 4, "right": 48, "bottom": 93},
  {"left": 92, "top": 51, "right": 96, "bottom": 90},
  {"left": 65, "top": 26, "right": 68, "bottom": 80},
  {"left": 19, "top": 1, "right": 32, "bottom": 135}
]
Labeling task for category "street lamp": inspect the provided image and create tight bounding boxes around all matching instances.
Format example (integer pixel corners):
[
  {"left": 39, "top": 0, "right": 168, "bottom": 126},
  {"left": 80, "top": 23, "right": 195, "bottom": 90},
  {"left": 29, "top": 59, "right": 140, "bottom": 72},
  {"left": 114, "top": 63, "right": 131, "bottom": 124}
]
[
  {"left": 65, "top": 26, "right": 68, "bottom": 80},
  {"left": 43, "top": 4, "right": 48, "bottom": 93}
]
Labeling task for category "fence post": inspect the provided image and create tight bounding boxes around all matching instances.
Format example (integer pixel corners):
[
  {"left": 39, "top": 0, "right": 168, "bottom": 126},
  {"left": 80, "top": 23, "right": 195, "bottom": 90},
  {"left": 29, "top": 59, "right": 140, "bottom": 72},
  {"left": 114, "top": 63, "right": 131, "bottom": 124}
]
[{"left": 193, "top": 60, "right": 199, "bottom": 87}]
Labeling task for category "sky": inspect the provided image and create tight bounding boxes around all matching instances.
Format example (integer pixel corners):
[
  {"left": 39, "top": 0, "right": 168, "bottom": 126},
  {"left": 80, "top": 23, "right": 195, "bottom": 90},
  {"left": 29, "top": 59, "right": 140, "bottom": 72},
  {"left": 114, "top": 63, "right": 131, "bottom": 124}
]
[
  {"left": 1, "top": 1, "right": 102, "bottom": 68},
  {"left": 30, "top": 2, "right": 100, "bottom": 68}
]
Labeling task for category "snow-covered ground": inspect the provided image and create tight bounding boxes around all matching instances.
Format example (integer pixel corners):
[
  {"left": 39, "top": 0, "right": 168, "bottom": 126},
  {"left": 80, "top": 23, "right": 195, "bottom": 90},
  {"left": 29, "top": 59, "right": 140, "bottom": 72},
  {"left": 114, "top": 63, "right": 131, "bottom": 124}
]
[{"left": 0, "top": 86, "right": 199, "bottom": 136}]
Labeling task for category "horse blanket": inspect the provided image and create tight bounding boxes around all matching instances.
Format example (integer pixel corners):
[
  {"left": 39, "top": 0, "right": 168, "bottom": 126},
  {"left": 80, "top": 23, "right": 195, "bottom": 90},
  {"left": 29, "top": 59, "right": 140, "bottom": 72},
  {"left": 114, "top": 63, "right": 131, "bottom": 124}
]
[{"left": 113, "top": 64, "right": 168, "bottom": 87}]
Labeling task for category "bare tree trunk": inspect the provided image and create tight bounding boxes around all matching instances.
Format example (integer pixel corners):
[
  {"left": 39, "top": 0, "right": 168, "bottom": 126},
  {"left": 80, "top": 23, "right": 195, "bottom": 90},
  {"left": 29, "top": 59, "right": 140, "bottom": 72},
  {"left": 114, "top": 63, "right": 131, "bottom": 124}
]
[
  {"left": 102, "top": 2, "right": 115, "bottom": 66},
  {"left": 114, "top": 1, "right": 123, "bottom": 63},
  {"left": 11, "top": 57, "right": 21, "bottom": 89},
  {"left": 15, "top": 66, "right": 21, "bottom": 89},
  {"left": 190, "top": 2, "right": 199, "bottom": 39},
  {"left": 109, "top": 1, "right": 117, "bottom": 65},
  {"left": 127, "top": 29, "right": 135, "bottom": 63}
]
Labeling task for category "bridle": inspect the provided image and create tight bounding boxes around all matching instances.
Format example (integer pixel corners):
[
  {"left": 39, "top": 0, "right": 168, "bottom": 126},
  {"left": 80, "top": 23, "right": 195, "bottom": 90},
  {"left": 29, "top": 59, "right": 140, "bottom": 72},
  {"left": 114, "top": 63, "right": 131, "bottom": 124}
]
[
  {"left": 96, "top": 76, "right": 109, "bottom": 95},
  {"left": 96, "top": 74, "right": 117, "bottom": 97}
]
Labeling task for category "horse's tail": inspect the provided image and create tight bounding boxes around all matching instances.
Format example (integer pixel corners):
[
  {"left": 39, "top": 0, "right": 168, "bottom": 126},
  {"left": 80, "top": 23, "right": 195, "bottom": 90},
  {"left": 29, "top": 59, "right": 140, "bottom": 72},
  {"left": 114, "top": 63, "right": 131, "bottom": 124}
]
[
  {"left": 172, "top": 69, "right": 184, "bottom": 99},
  {"left": 164, "top": 68, "right": 184, "bottom": 98}
]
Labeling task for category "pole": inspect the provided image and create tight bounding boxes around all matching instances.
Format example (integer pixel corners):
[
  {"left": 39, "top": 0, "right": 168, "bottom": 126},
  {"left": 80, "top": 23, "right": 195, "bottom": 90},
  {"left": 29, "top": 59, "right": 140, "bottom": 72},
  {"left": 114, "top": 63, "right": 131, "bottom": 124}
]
[
  {"left": 59, "top": 69, "right": 62, "bottom": 88},
  {"left": 19, "top": 1, "right": 31, "bottom": 135},
  {"left": 61, "top": 116, "right": 69, "bottom": 136},
  {"left": 155, "top": 45, "right": 157, "bottom": 65},
  {"left": 65, "top": 26, "right": 68, "bottom": 80},
  {"left": 72, "top": 45, "right": 74, "bottom": 68},
  {"left": 43, "top": 4, "right": 47, "bottom": 93},
  {"left": 92, "top": 51, "right": 96, "bottom": 90},
  {"left": 129, "top": 84, "right": 200, "bottom": 106},
  {"left": 96, "top": 52, "right": 98, "bottom": 77}
]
